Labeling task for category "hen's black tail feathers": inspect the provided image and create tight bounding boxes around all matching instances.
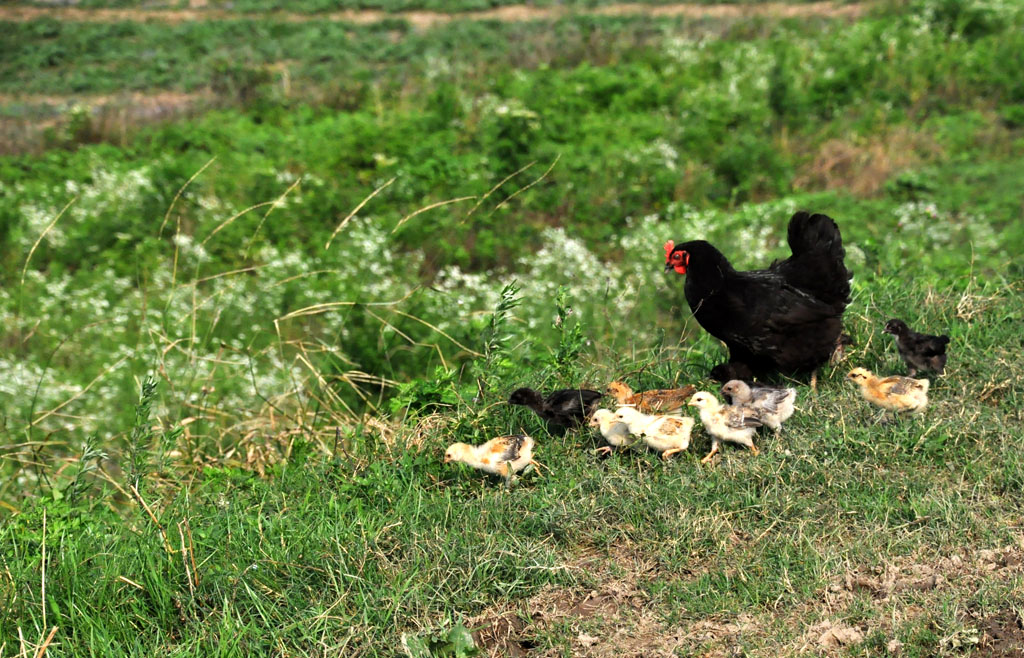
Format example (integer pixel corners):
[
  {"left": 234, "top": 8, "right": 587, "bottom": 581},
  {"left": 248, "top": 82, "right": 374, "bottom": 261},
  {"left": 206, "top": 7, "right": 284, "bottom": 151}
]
[{"left": 777, "top": 211, "right": 852, "bottom": 311}]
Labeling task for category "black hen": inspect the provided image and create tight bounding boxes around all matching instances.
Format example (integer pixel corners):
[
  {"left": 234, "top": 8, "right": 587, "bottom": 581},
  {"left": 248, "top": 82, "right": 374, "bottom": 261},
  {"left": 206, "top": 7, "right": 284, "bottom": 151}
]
[
  {"left": 883, "top": 319, "right": 950, "bottom": 376},
  {"left": 508, "top": 387, "right": 603, "bottom": 431},
  {"left": 664, "top": 211, "right": 851, "bottom": 381}
]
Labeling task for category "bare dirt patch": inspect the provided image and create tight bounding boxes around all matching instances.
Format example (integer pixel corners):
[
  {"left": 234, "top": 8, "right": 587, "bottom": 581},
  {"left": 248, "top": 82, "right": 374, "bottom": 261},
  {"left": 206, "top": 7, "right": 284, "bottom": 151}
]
[
  {"left": 0, "top": 90, "right": 212, "bottom": 154},
  {"left": 467, "top": 543, "right": 762, "bottom": 657},
  {"left": 795, "top": 125, "right": 944, "bottom": 197},
  {"left": 0, "top": 2, "right": 867, "bottom": 29},
  {"left": 461, "top": 541, "right": 1024, "bottom": 657},
  {"left": 974, "top": 610, "right": 1024, "bottom": 658}
]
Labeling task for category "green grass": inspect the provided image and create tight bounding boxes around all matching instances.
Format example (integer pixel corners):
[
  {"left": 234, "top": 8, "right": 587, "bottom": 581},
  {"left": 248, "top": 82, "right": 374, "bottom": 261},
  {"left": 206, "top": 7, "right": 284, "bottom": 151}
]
[
  {"left": 2, "top": 0, "right": 1024, "bottom": 654},
  {"left": 2, "top": 274, "right": 1021, "bottom": 654}
]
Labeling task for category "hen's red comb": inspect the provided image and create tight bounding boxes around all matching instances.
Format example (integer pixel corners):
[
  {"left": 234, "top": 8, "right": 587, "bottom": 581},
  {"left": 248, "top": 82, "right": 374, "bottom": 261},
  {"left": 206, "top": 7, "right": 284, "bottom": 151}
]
[{"left": 663, "top": 240, "right": 675, "bottom": 258}]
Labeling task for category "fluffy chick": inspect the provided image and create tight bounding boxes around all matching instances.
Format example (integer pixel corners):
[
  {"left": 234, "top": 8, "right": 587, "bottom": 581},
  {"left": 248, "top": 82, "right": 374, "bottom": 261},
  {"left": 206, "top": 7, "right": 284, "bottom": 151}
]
[
  {"left": 508, "top": 387, "right": 603, "bottom": 431},
  {"left": 612, "top": 406, "right": 694, "bottom": 459},
  {"left": 589, "top": 408, "right": 635, "bottom": 455},
  {"left": 687, "top": 391, "right": 763, "bottom": 464},
  {"left": 720, "top": 380, "right": 797, "bottom": 434},
  {"left": 846, "top": 367, "right": 929, "bottom": 414},
  {"left": 444, "top": 434, "right": 538, "bottom": 486},
  {"left": 883, "top": 319, "right": 950, "bottom": 376},
  {"left": 605, "top": 381, "right": 697, "bottom": 414}
]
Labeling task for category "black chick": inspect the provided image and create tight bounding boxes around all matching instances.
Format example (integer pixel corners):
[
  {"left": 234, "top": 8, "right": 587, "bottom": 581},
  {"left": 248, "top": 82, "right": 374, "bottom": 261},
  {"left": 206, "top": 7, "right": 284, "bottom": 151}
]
[
  {"left": 883, "top": 319, "right": 950, "bottom": 377},
  {"left": 508, "top": 387, "right": 603, "bottom": 431}
]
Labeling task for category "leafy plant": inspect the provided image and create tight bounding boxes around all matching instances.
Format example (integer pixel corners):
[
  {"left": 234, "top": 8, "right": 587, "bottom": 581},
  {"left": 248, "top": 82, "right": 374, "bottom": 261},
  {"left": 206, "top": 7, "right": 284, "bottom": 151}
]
[
  {"left": 548, "top": 286, "right": 586, "bottom": 381},
  {"left": 473, "top": 279, "right": 522, "bottom": 395},
  {"left": 63, "top": 433, "right": 107, "bottom": 504},
  {"left": 402, "top": 624, "right": 479, "bottom": 658},
  {"left": 388, "top": 366, "right": 461, "bottom": 417}
]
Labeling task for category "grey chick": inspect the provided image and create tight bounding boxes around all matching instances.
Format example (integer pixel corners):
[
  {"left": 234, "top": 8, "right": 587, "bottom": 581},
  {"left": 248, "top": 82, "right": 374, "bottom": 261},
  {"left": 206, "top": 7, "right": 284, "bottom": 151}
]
[{"left": 720, "top": 380, "right": 796, "bottom": 435}]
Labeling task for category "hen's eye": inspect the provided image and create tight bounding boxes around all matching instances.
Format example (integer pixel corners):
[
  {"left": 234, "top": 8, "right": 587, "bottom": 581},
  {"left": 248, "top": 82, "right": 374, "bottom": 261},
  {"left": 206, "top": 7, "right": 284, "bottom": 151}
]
[{"left": 672, "top": 253, "right": 682, "bottom": 262}]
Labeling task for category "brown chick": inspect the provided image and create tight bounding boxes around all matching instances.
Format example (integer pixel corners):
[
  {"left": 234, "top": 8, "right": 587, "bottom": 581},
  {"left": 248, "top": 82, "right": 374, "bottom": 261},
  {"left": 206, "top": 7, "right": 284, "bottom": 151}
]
[
  {"left": 605, "top": 381, "right": 697, "bottom": 414},
  {"left": 846, "top": 367, "right": 929, "bottom": 414}
]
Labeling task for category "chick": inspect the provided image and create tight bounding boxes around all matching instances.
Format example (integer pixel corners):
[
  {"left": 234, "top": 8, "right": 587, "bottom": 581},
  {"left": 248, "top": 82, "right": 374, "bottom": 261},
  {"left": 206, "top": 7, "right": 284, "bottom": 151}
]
[
  {"left": 830, "top": 333, "right": 855, "bottom": 366},
  {"left": 687, "top": 391, "right": 763, "bottom": 464},
  {"left": 589, "top": 408, "right": 635, "bottom": 455},
  {"left": 508, "top": 387, "right": 603, "bottom": 431},
  {"left": 605, "top": 381, "right": 697, "bottom": 414},
  {"left": 444, "top": 434, "right": 538, "bottom": 487},
  {"left": 846, "top": 367, "right": 929, "bottom": 414},
  {"left": 720, "top": 380, "right": 796, "bottom": 435},
  {"left": 612, "top": 406, "right": 694, "bottom": 459},
  {"left": 883, "top": 319, "right": 950, "bottom": 377}
]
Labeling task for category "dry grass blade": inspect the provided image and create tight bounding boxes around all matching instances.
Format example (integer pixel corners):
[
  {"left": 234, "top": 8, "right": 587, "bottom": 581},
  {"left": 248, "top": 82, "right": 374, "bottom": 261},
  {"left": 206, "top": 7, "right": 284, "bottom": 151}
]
[
  {"left": 33, "top": 627, "right": 57, "bottom": 658},
  {"left": 244, "top": 176, "right": 303, "bottom": 257},
  {"left": 391, "top": 195, "right": 476, "bottom": 234},
  {"left": 492, "top": 154, "right": 560, "bottom": 213},
  {"left": 41, "top": 509, "right": 46, "bottom": 633},
  {"left": 325, "top": 176, "right": 396, "bottom": 249},
  {"left": 21, "top": 196, "right": 76, "bottom": 286},
  {"left": 30, "top": 355, "right": 131, "bottom": 428},
  {"left": 159, "top": 156, "right": 215, "bottom": 235},
  {"left": 200, "top": 200, "right": 277, "bottom": 246},
  {"left": 389, "top": 308, "right": 483, "bottom": 357},
  {"left": 275, "top": 288, "right": 419, "bottom": 321},
  {"left": 461, "top": 160, "right": 536, "bottom": 221},
  {"left": 363, "top": 307, "right": 449, "bottom": 369}
]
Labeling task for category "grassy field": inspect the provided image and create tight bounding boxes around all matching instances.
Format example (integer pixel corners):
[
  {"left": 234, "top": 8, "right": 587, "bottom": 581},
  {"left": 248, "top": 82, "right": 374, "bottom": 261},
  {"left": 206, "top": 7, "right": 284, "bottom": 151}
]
[{"left": 2, "top": 0, "right": 1024, "bottom": 655}]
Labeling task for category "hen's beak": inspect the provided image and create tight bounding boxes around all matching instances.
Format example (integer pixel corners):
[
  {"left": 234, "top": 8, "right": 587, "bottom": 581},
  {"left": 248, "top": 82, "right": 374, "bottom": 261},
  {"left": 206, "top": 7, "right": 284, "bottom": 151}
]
[{"left": 664, "top": 263, "right": 675, "bottom": 273}]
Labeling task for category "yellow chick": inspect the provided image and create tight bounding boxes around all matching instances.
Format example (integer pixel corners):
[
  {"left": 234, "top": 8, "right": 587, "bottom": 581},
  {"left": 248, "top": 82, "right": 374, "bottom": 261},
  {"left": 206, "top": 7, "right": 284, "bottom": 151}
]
[
  {"left": 720, "top": 380, "right": 796, "bottom": 435},
  {"left": 605, "top": 381, "right": 696, "bottom": 414},
  {"left": 444, "top": 434, "right": 538, "bottom": 486},
  {"left": 846, "top": 367, "right": 929, "bottom": 414},
  {"left": 589, "top": 408, "right": 635, "bottom": 455},
  {"left": 687, "top": 391, "right": 763, "bottom": 464},
  {"left": 612, "top": 406, "right": 694, "bottom": 459}
]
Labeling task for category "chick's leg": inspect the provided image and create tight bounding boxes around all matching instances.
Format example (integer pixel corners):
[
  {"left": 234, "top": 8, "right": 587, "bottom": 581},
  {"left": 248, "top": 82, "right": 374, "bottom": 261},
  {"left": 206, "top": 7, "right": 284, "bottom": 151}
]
[
  {"left": 661, "top": 448, "right": 682, "bottom": 460},
  {"left": 700, "top": 440, "right": 720, "bottom": 465},
  {"left": 529, "top": 459, "right": 547, "bottom": 475},
  {"left": 750, "top": 443, "right": 760, "bottom": 457},
  {"left": 595, "top": 446, "right": 613, "bottom": 456}
]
